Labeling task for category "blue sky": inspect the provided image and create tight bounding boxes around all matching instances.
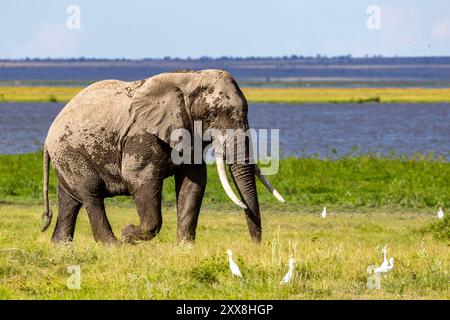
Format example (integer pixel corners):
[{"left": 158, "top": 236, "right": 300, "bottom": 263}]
[{"left": 1, "top": 0, "right": 449, "bottom": 58}]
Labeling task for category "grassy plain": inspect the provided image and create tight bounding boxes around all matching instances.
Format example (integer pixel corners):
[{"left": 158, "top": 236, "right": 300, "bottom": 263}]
[
  {"left": 1, "top": 86, "right": 450, "bottom": 103},
  {"left": 0, "top": 153, "right": 449, "bottom": 299},
  {"left": 0, "top": 205, "right": 448, "bottom": 299}
]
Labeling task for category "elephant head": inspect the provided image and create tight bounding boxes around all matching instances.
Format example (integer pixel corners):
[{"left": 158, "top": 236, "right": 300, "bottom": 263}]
[{"left": 126, "top": 69, "right": 285, "bottom": 242}]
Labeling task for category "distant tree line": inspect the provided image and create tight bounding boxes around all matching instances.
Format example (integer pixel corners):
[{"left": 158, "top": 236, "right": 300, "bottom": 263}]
[{"left": 0, "top": 55, "right": 449, "bottom": 63}]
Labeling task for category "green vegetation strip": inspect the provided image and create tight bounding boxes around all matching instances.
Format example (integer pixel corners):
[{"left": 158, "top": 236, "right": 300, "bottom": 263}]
[
  {"left": 1, "top": 87, "right": 450, "bottom": 103},
  {"left": 1, "top": 152, "right": 449, "bottom": 208}
]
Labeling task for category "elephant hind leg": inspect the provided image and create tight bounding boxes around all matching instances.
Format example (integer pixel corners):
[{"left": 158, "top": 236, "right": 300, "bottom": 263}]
[
  {"left": 85, "top": 199, "right": 119, "bottom": 245},
  {"left": 52, "top": 183, "right": 82, "bottom": 243},
  {"left": 122, "top": 180, "right": 163, "bottom": 243}
]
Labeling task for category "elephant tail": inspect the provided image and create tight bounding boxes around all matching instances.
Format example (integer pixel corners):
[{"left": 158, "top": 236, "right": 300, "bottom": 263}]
[{"left": 41, "top": 145, "right": 52, "bottom": 232}]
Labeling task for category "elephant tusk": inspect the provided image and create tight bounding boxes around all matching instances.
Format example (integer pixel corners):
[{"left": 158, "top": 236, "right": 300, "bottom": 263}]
[
  {"left": 255, "top": 165, "right": 286, "bottom": 203},
  {"left": 216, "top": 155, "right": 248, "bottom": 209}
]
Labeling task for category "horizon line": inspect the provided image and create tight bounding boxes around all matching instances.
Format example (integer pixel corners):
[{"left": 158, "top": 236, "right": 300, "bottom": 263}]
[{"left": 1, "top": 55, "right": 450, "bottom": 61}]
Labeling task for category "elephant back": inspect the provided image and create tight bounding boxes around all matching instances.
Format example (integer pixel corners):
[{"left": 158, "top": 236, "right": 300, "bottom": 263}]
[{"left": 45, "top": 79, "right": 146, "bottom": 154}]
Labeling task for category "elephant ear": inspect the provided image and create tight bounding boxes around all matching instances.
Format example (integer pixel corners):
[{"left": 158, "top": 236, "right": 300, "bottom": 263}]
[{"left": 126, "top": 77, "right": 191, "bottom": 148}]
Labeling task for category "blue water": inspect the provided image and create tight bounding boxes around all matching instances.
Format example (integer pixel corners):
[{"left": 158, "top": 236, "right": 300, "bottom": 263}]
[
  {"left": 1, "top": 57, "right": 450, "bottom": 85},
  {"left": 1, "top": 102, "right": 449, "bottom": 159},
  {"left": 249, "top": 103, "right": 450, "bottom": 159}
]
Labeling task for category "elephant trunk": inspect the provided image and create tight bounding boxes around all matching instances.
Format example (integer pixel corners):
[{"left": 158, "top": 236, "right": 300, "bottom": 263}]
[
  {"left": 214, "top": 123, "right": 285, "bottom": 243},
  {"left": 230, "top": 163, "right": 262, "bottom": 243}
]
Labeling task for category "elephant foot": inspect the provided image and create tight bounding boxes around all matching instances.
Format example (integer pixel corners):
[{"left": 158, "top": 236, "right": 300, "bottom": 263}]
[
  {"left": 102, "top": 237, "right": 122, "bottom": 246},
  {"left": 250, "top": 232, "right": 262, "bottom": 244},
  {"left": 121, "top": 224, "right": 140, "bottom": 244},
  {"left": 51, "top": 235, "right": 74, "bottom": 245},
  {"left": 176, "top": 232, "right": 196, "bottom": 244},
  {"left": 121, "top": 224, "right": 158, "bottom": 243},
  {"left": 93, "top": 233, "right": 120, "bottom": 246}
]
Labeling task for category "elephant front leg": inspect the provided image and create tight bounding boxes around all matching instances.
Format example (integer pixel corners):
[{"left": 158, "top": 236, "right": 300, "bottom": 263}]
[
  {"left": 122, "top": 180, "right": 163, "bottom": 243},
  {"left": 175, "top": 164, "right": 207, "bottom": 243}
]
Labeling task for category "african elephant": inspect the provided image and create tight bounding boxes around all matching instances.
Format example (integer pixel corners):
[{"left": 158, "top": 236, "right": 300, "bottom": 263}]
[{"left": 41, "top": 69, "right": 284, "bottom": 244}]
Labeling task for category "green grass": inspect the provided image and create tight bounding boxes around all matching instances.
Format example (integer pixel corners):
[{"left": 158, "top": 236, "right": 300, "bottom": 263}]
[
  {"left": 1, "top": 87, "right": 450, "bottom": 103},
  {"left": 0, "top": 205, "right": 448, "bottom": 299},
  {"left": 0, "top": 153, "right": 449, "bottom": 299},
  {"left": 428, "top": 215, "right": 450, "bottom": 241},
  {"left": 1, "top": 152, "right": 449, "bottom": 209}
]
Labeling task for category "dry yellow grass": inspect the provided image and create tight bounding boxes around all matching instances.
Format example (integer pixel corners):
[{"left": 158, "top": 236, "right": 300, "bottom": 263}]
[
  {"left": 0, "top": 205, "right": 448, "bottom": 299},
  {"left": 0, "top": 86, "right": 82, "bottom": 103},
  {"left": 242, "top": 87, "right": 450, "bottom": 103},
  {"left": 1, "top": 86, "right": 450, "bottom": 103}
]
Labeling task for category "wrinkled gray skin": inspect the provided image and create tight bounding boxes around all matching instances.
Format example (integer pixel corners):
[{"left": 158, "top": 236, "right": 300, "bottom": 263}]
[{"left": 42, "top": 69, "right": 262, "bottom": 244}]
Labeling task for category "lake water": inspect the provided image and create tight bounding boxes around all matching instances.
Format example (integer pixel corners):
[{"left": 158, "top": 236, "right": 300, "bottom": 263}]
[
  {"left": 2, "top": 58, "right": 450, "bottom": 86},
  {"left": 1, "top": 102, "right": 449, "bottom": 159}
]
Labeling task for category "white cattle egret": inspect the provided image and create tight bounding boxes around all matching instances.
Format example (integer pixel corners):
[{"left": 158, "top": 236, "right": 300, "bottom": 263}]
[
  {"left": 280, "top": 258, "right": 295, "bottom": 285},
  {"left": 378, "top": 247, "right": 388, "bottom": 268},
  {"left": 227, "top": 249, "right": 242, "bottom": 277},
  {"left": 437, "top": 207, "right": 444, "bottom": 219},
  {"left": 374, "top": 246, "right": 394, "bottom": 274},
  {"left": 321, "top": 207, "right": 327, "bottom": 218},
  {"left": 374, "top": 258, "right": 394, "bottom": 273}
]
